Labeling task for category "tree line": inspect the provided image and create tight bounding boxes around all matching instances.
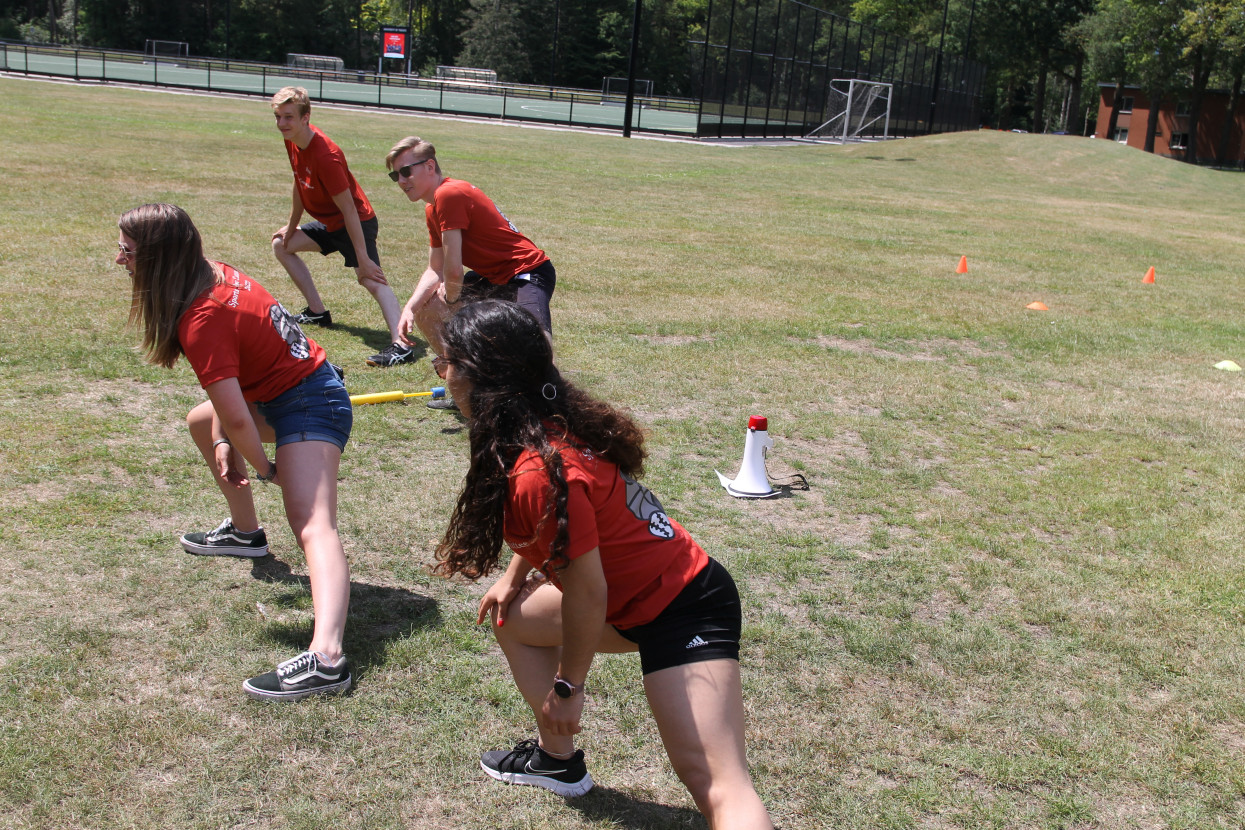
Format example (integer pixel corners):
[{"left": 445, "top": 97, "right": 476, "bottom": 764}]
[
  {"left": 853, "top": 0, "right": 1245, "bottom": 164},
  {"left": 4, "top": 1, "right": 1243, "bottom": 161}
]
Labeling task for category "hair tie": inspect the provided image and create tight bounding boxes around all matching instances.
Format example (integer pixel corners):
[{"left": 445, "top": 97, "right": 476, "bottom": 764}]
[{"left": 541, "top": 383, "right": 557, "bottom": 401}]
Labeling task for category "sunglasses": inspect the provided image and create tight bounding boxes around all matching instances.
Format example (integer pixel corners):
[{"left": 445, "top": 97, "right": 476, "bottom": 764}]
[
  {"left": 432, "top": 355, "right": 452, "bottom": 379},
  {"left": 388, "top": 158, "right": 429, "bottom": 182},
  {"left": 118, "top": 242, "right": 136, "bottom": 259}
]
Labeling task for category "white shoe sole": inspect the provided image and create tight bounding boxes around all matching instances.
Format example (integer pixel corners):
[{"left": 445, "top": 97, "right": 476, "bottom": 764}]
[
  {"left": 180, "top": 538, "right": 269, "bottom": 558},
  {"left": 480, "top": 762, "right": 594, "bottom": 797},
  {"left": 242, "top": 674, "right": 352, "bottom": 701}
]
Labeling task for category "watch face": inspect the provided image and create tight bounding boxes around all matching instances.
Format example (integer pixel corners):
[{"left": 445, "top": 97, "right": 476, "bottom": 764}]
[{"left": 553, "top": 679, "right": 574, "bottom": 699}]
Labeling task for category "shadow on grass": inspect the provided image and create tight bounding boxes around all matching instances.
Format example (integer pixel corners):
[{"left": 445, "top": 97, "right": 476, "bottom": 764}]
[
  {"left": 248, "top": 555, "right": 439, "bottom": 680},
  {"left": 569, "top": 787, "right": 706, "bottom": 829},
  {"left": 331, "top": 321, "right": 430, "bottom": 359}
]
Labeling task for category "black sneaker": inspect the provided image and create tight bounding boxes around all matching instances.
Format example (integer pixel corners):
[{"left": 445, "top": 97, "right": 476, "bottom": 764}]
[
  {"left": 480, "top": 739, "right": 594, "bottom": 797},
  {"left": 243, "top": 651, "right": 352, "bottom": 701},
  {"left": 426, "top": 396, "right": 459, "bottom": 411},
  {"left": 180, "top": 519, "right": 269, "bottom": 558},
  {"left": 296, "top": 307, "right": 333, "bottom": 327},
  {"left": 366, "top": 342, "right": 415, "bottom": 367}
]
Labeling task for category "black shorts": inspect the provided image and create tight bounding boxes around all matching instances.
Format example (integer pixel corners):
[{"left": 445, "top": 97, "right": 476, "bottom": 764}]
[
  {"left": 300, "top": 216, "right": 380, "bottom": 269},
  {"left": 458, "top": 259, "right": 555, "bottom": 337},
  {"left": 615, "top": 558, "right": 742, "bottom": 675}
]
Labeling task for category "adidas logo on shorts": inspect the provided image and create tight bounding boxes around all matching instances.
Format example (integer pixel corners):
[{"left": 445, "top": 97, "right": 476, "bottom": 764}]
[{"left": 685, "top": 635, "right": 708, "bottom": 649}]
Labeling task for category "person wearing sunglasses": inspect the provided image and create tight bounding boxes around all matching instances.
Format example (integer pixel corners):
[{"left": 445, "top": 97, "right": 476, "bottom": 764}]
[
  {"left": 385, "top": 136, "right": 557, "bottom": 410},
  {"left": 117, "top": 203, "right": 355, "bottom": 702},
  {"left": 269, "top": 86, "right": 413, "bottom": 369},
  {"left": 434, "top": 300, "right": 773, "bottom": 829}
]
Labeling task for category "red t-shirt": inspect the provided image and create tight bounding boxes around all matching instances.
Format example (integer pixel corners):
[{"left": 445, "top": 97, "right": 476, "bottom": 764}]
[
  {"left": 504, "top": 440, "right": 709, "bottom": 629},
  {"left": 286, "top": 125, "right": 375, "bottom": 232},
  {"left": 178, "top": 263, "right": 326, "bottom": 402},
  {"left": 425, "top": 178, "right": 548, "bottom": 284}
]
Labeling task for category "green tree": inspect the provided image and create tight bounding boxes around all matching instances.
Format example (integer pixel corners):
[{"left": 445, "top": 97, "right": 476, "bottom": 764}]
[{"left": 457, "top": 0, "right": 530, "bottom": 81}]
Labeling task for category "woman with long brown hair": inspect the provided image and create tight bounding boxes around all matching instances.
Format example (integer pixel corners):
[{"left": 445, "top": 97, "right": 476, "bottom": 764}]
[
  {"left": 117, "top": 203, "right": 353, "bottom": 701},
  {"left": 435, "top": 300, "right": 772, "bottom": 829}
]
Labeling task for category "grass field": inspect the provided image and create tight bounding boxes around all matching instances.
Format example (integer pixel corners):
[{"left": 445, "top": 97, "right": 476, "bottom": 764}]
[{"left": 1, "top": 75, "right": 1244, "bottom": 830}]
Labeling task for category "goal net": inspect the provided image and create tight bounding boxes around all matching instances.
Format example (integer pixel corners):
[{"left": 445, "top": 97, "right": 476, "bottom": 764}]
[
  {"left": 287, "top": 53, "right": 345, "bottom": 72},
  {"left": 806, "top": 79, "right": 892, "bottom": 142},
  {"left": 602, "top": 77, "right": 654, "bottom": 99},
  {"left": 435, "top": 65, "right": 497, "bottom": 85},
  {"left": 144, "top": 40, "right": 189, "bottom": 62}
]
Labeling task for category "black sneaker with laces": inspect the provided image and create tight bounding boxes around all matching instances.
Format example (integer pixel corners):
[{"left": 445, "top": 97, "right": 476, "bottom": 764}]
[
  {"left": 296, "top": 307, "right": 333, "bottom": 327},
  {"left": 366, "top": 342, "right": 415, "bottom": 367},
  {"left": 480, "top": 739, "right": 594, "bottom": 797},
  {"left": 180, "top": 519, "right": 269, "bottom": 558},
  {"left": 243, "top": 651, "right": 352, "bottom": 701}
]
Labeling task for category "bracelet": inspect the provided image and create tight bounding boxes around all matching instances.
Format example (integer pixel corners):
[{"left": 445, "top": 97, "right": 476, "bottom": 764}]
[
  {"left": 254, "top": 461, "right": 277, "bottom": 482},
  {"left": 212, "top": 438, "right": 231, "bottom": 449}
]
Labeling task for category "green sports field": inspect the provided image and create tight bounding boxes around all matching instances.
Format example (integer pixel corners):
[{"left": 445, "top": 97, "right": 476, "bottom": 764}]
[{"left": 1, "top": 76, "right": 1244, "bottom": 829}]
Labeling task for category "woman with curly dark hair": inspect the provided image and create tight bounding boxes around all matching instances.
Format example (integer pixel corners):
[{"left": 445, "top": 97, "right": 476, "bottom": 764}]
[{"left": 435, "top": 300, "right": 772, "bottom": 829}]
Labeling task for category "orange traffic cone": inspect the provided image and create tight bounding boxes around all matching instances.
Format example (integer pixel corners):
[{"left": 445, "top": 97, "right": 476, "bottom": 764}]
[
  {"left": 956, "top": 256, "right": 968, "bottom": 274},
  {"left": 1026, "top": 301, "right": 1049, "bottom": 311},
  {"left": 1142, "top": 266, "right": 1155, "bottom": 284}
]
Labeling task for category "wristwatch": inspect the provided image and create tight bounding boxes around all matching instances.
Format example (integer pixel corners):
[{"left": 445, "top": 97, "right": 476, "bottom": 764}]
[{"left": 553, "top": 674, "right": 583, "bottom": 699}]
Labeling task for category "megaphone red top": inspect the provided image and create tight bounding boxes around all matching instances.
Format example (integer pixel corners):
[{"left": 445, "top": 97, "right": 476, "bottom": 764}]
[{"left": 748, "top": 416, "right": 768, "bottom": 431}]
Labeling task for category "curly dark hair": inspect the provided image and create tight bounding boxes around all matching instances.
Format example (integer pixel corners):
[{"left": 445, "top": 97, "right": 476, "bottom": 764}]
[{"left": 435, "top": 300, "right": 646, "bottom": 580}]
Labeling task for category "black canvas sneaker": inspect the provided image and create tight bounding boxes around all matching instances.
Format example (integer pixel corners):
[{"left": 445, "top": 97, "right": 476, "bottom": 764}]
[
  {"left": 243, "top": 651, "right": 352, "bottom": 701},
  {"left": 296, "top": 307, "right": 333, "bottom": 327},
  {"left": 366, "top": 342, "right": 415, "bottom": 367},
  {"left": 180, "top": 519, "right": 269, "bottom": 558},
  {"left": 480, "top": 739, "right": 594, "bottom": 797}
]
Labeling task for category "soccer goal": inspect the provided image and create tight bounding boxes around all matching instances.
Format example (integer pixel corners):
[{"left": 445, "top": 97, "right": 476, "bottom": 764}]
[
  {"left": 806, "top": 79, "right": 892, "bottom": 142},
  {"left": 436, "top": 65, "right": 498, "bottom": 85},
  {"left": 144, "top": 40, "right": 189, "bottom": 63},
  {"left": 602, "top": 76, "right": 654, "bottom": 104},
  {"left": 288, "top": 53, "right": 345, "bottom": 72}
]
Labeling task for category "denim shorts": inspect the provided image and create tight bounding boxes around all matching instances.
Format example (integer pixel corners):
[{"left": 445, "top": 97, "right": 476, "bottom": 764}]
[{"left": 255, "top": 362, "right": 352, "bottom": 451}]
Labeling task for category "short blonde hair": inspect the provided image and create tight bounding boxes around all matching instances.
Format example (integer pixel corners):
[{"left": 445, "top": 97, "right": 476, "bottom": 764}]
[
  {"left": 271, "top": 86, "right": 311, "bottom": 118},
  {"left": 386, "top": 136, "right": 441, "bottom": 175}
]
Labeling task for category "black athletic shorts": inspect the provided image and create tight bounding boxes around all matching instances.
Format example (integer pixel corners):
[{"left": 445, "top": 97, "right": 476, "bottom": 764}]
[
  {"left": 615, "top": 557, "right": 742, "bottom": 675},
  {"left": 300, "top": 216, "right": 380, "bottom": 269},
  {"left": 458, "top": 259, "right": 556, "bottom": 337}
]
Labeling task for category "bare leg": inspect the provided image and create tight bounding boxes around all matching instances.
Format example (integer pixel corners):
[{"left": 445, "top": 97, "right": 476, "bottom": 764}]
[
  {"left": 186, "top": 400, "right": 259, "bottom": 532},
  {"left": 272, "top": 229, "right": 326, "bottom": 313},
  {"left": 275, "top": 439, "right": 348, "bottom": 663},
  {"left": 644, "top": 660, "right": 773, "bottom": 830},
  {"left": 491, "top": 580, "right": 635, "bottom": 757},
  {"left": 413, "top": 294, "right": 453, "bottom": 356},
  {"left": 356, "top": 272, "right": 405, "bottom": 343}
]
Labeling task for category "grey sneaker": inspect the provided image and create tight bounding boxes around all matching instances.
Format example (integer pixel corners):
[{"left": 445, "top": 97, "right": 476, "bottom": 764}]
[
  {"left": 180, "top": 519, "right": 268, "bottom": 558},
  {"left": 366, "top": 342, "right": 415, "bottom": 367},
  {"left": 480, "top": 739, "right": 593, "bottom": 797},
  {"left": 243, "top": 651, "right": 352, "bottom": 701},
  {"left": 426, "top": 396, "right": 459, "bottom": 411},
  {"left": 296, "top": 307, "right": 333, "bottom": 327}
]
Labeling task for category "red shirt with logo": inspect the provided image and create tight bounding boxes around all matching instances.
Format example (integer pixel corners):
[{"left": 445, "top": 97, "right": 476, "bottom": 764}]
[
  {"left": 286, "top": 125, "right": 375, "bottom": 232},
  {"left": 504, "top": 439, "right": 708, "bottom": 629},
  {"left": 178, "top": 263, "right": 325, "bottom": 402},
  {"left": 425, "top": 178, "right": 548, "bottom": 284}
]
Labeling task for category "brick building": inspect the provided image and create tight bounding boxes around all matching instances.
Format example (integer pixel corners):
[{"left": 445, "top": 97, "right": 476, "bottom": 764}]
[{"left": 1095, "top": 83, "right": 1245, "bottom": 166}]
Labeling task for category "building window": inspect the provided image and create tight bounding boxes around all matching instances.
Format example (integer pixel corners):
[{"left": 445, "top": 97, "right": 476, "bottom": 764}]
[
  {"left": 1118, "top": 96, "right": 1134, "bottom": 114},
  {"left": 1175, "top": 101, "right": 1191, "bottom": 117},
  {"left": 1115, "top": 128, "right": 1129, "bottom": 143},
  {"left": 1170, "top": 132, "right": 1189, "bottom": 150}
]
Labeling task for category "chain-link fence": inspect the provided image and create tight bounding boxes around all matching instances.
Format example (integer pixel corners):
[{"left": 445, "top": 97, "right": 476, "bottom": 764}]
[{"left": 691, "top": 0, "right": 984, "bottom": 139}]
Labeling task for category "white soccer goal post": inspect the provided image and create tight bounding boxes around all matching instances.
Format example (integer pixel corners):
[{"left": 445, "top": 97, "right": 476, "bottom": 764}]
[
  {"left": 144, "top": 40, "right": 189, "bottom": 61},
  {"left": 602, "top": 76, "right": 653, "bottom": 99},
  {"left": 806, "top": 79, "right": 893, "bottom": 142}
]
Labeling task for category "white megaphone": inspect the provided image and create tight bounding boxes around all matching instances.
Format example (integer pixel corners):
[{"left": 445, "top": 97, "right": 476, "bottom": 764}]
[{"left": 716, "top": 415, "right": 779, "bottom": 498}]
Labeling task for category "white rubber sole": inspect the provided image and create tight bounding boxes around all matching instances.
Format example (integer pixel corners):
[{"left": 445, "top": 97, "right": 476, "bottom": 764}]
[{"left": 480, "top": 762, "right": 594, "bottom": 797}]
